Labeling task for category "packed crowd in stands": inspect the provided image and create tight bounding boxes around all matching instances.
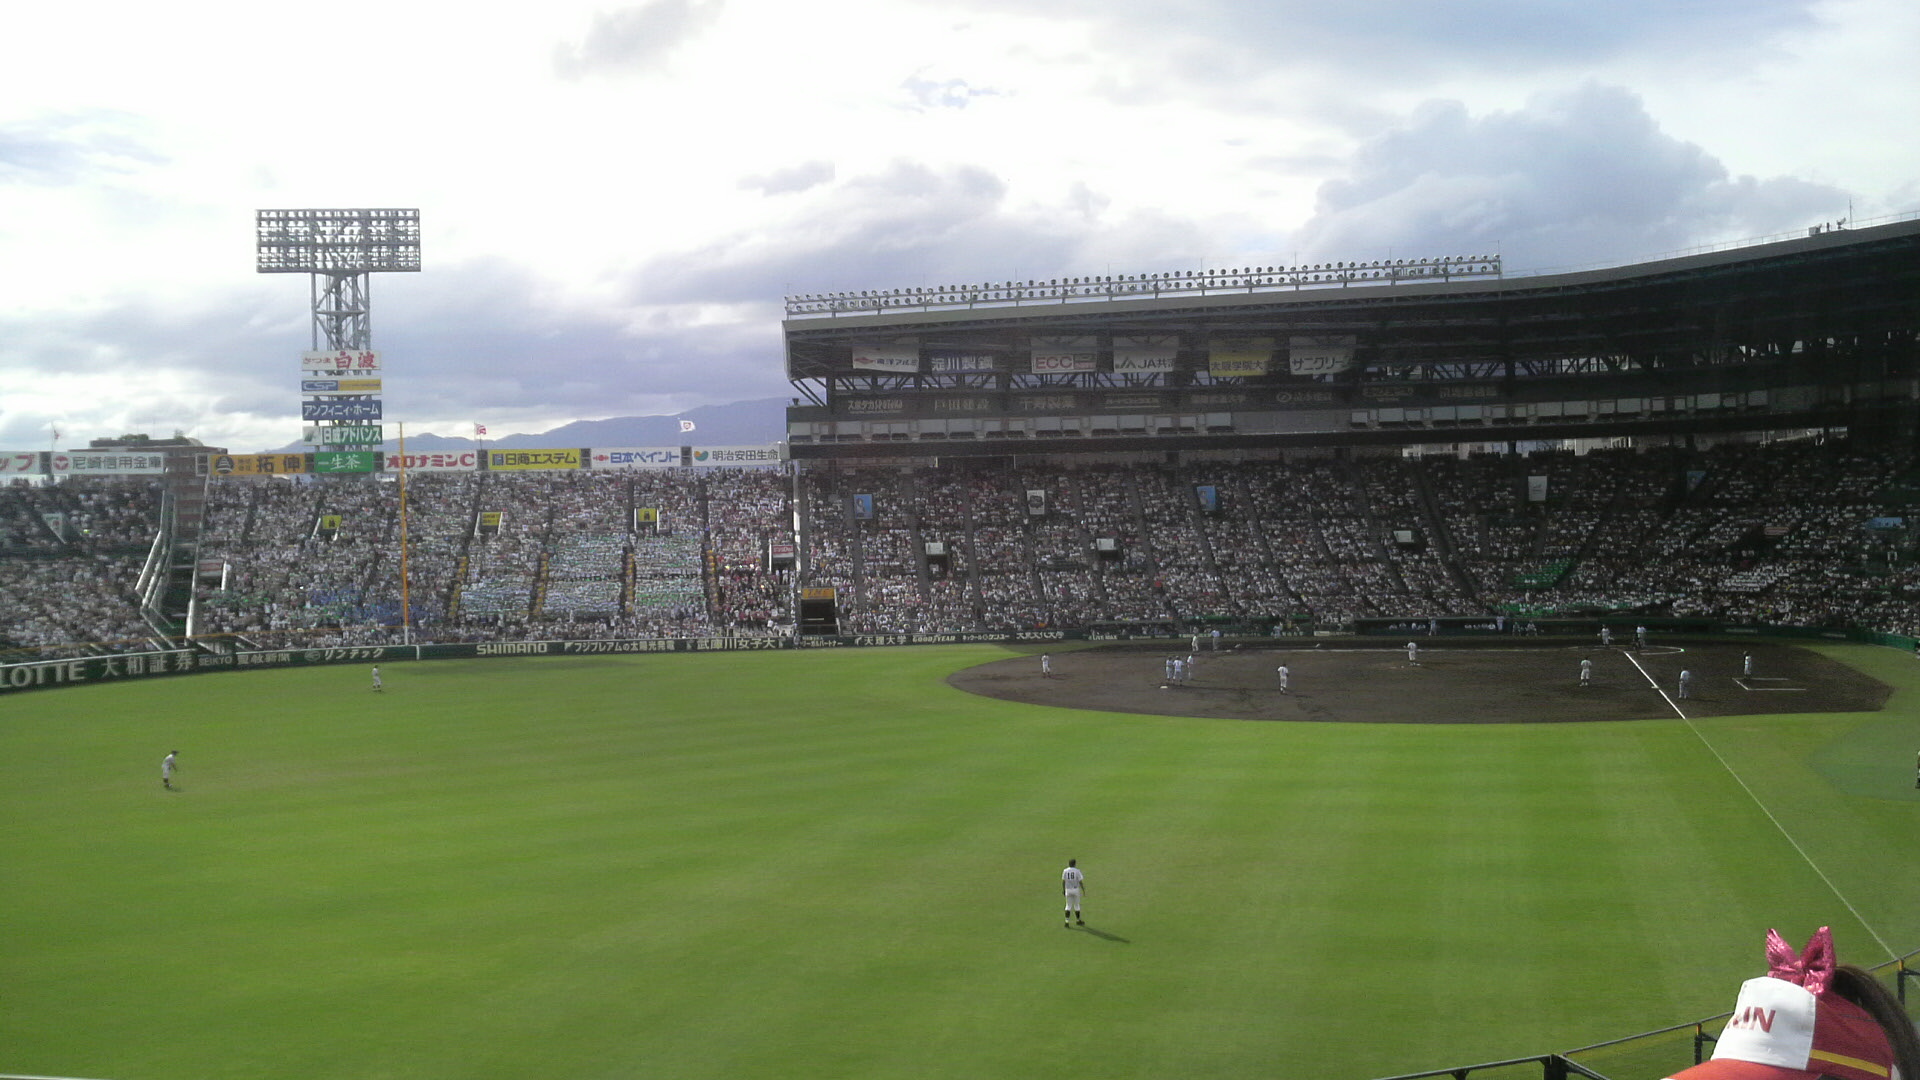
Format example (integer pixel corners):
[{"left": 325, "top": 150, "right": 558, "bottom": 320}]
[{"left": 8, "top": 434, "right": 1920, "bottom": 661}]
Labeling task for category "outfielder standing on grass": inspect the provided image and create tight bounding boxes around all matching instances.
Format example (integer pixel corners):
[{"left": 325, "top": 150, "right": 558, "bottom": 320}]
[
  {"left": 1062, "top": 859, "right": 1085, "bottom": 927},
  {"left": 161, "top": 750, "right": 179, "bottom": 790}
]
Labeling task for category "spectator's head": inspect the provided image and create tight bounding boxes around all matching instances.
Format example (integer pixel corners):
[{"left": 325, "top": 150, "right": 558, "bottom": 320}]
[{"left": 1665, "top": 927, "right": 1918, "bottom": 1080}]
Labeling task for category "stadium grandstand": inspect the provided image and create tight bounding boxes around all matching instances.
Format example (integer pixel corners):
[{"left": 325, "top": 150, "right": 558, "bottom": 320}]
[{"left": 4, "top": 216, "right": 1919, "bottom": 663}]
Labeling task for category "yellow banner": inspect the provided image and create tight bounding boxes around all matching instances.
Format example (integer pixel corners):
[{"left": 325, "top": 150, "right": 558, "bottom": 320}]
[
  {"left": 636, "top": 508, "right": 660, "bottom": 524},
  {"left": 1208, "top": 337, "right": 1273, "bottom": 377},
  {"left": 800, "top": 587, "right": 838, "bottom": 600},
  {"left": 487, "top": 449, "right": 582, "bottom": 471},
  {"left": 211, "top": 453, "right": 312, "bottom": 475},
  {"left": 335, "top": 378, "right": 383, "bottom": 393}
]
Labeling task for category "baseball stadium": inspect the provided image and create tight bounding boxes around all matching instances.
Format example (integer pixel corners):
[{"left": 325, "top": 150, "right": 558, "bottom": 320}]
[{"left": 5, "top": 214, "right": 1920, "bottom": 1080}]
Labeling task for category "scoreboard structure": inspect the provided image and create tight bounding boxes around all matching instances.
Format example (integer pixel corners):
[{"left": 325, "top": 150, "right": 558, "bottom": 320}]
[
  {"left": 258, "top": 208, "right": 421, "bottom": 471},
  {"left": 781, "top": 216, "right": 1920, "bottom": 458}
]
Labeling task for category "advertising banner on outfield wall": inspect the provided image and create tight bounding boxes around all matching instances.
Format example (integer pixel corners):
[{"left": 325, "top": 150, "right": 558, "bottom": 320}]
[
  {"left": 384, "top": 451, "right": 479, "bottom": 472},
  {"left": 301, "top": 349, "right": 381, "bottom": 372},
  {"left": 1208, "top": 337, "right": 1274, "bottom": 377},
  {"left": 0, "top": 650, "right": 196, "bottom": 694},
  {"left": 590, "top": 447, "right": 681, "bottom": 469},
  {"left": 1287, "top": 335, "right": 1357, "bottom": 376},
  {"left": 488, "top": 448, "right": 583, "bottom": 471},
  {"left": 851, "top": 345, "right": 920, "bottom": 373},
  {"left": 50, "top": 451, "right": 169, "bottom": 475},
  {"left": 314, "top": 451, "right": 380, "bottom": 474},
  {"left": 1030, "top": 335, "right": 1097, "bottom": 373},
  {"left": 688, "top": 445, "right": 783, "bottom": 466},
  {"left": 2, "top": 451, "right": 45, "bottom": 474},
  {"left": 211, "top": 453, "right": 312, "bottom": 476},
  {"left": 1111, "top": 335, "right": 1178, "bottom": 373}
]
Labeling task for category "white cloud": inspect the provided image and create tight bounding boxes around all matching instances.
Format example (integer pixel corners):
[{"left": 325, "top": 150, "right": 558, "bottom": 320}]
[
  {"left": 0, "top": 0, "right": 1912, "bottom": 451},
  {"left": 1292, "top": 84, "right": 1851, "bottom": 271}
]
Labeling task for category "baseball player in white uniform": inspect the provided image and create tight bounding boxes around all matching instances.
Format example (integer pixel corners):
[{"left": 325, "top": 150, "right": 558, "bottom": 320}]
[
  {"left": 371, "top": 665, "right": 383, "bottom": 692},
  {"left": 1406, "top": 641, "right": 1420, "bottom": 666},
  {"left": 1579, "top": 659, "right": 1592, "bottom": 686},
  {"left": 162, "top": 750, "right": 178, "bottom": 790},
  {"left": 1062, "top": 859, "right": 1085, "bottom": 927},
  {"left": 1276, "top": 664, "right": 1290, "bottom": 693}
]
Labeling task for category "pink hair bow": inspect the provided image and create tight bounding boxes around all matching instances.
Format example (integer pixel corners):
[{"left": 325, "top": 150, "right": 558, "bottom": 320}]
[{"left": 1766, "top": 926, "right": 1836, "bottom": 995}]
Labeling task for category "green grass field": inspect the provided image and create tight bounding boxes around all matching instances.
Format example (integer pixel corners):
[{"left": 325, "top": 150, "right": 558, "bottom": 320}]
[{"left": 5, "top": 642, "right": 1920, "bottom": 1080}]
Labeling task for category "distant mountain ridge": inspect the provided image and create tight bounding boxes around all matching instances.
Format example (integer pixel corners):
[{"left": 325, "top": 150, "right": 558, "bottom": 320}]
[{"left": 267, "top": 396, "right": 789, "bottom": 454}]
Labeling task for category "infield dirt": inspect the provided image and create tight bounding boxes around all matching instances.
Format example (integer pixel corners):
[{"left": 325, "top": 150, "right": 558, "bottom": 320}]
[{"left": 947, "top": 639, "right": 1892, "bottom": 723}]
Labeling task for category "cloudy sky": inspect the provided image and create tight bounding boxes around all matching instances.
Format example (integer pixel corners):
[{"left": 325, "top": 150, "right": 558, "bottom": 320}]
[{"left": 2, "top": 0, "right": 1914, "bottom": 451}]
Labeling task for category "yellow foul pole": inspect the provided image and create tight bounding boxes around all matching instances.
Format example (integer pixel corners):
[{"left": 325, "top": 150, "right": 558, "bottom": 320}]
[{"left": 397, "top": 422, "right": 412, "bottom": 645}]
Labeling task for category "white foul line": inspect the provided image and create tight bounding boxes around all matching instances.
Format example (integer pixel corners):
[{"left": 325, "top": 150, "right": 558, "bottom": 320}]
[
  {"left": 1619, "top": 648, "right": 1893, "bottom": 959},
  {"left": 1622, "top": 648, "right": 1691, "bottom": 721}
]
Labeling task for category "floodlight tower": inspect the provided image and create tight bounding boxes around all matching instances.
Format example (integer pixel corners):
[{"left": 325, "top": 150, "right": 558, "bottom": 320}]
[
  {"left": 256, "top": 209, "right": 420, "bottom": 473},
  {"left": 256, "top": 208, "right": 420, "bottom": 350}
]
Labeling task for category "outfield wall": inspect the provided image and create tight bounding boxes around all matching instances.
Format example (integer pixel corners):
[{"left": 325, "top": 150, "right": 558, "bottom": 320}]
[{"left": 6, "top": 623, "right": 1917, "bottom": 697}]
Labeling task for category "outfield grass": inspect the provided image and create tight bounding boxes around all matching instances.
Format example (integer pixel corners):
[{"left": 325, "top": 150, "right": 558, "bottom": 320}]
[{"left": 4, "top": 642, "right": 1919, "bottom": 1080}]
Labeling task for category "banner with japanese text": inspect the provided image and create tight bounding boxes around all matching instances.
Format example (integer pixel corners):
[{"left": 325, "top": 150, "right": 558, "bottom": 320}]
[
  {"left": 488, "top": 449, "right": 583, "bottom": 471},
  {"left": 688, "top": 445, "right": 784, "bottom": 466},
  {"left": 1030, "top": 335, "right": 1097, "bottom": 373},
  {"left": 51, "top": 451, "right": 169, "bottom": 475},
  {"left": 301, "top": 349, "right": 381, "bottom": 373},
  {"left": 384, "top": 451, "right": 479, "bottom": 472},
  {"left": 1208, "top": 337, "right": 1274, "bottom": 377},
  {"left": 1286, "top": 335, "right": 1357, "bottom": 376},
  {"left": 210, "top": 453, "right": 312, "bottom": 476},
  {"left": 1111, "top": 335, "right": 1178, "bottom": 373},
  {"left": 850, "top": 345, "right": 920, "bottom": 373},
  {"left": 589, "top": 447, "right": 681, "bottom": 470}
]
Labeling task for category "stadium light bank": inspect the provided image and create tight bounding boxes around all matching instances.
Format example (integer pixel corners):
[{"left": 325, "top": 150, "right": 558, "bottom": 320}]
[{"left": 783, "top": 254, "right": 1503, "bottom": 318}]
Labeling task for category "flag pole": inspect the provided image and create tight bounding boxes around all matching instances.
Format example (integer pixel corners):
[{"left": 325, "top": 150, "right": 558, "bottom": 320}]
[{"left": 397, "top": 422, "right": 412, "bottom": 646}]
